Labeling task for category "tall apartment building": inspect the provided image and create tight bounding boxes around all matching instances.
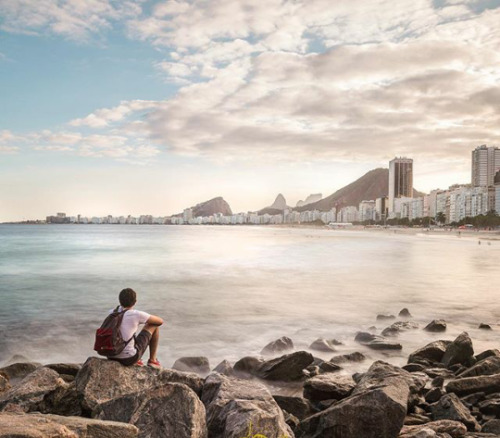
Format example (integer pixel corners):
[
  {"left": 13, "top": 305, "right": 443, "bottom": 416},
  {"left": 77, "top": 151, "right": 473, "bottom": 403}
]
[
  {"left": 388, "top": 157, "right": 413, "bottom": 216},
  {"left": 472, "top": 145, "right": 500, "bottom": 187}
]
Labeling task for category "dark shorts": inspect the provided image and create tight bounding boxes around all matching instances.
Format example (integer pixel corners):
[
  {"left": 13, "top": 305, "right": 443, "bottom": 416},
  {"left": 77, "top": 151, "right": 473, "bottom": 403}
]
[{"left": 109, "top": 330, "right": 152, "bottom": 367}]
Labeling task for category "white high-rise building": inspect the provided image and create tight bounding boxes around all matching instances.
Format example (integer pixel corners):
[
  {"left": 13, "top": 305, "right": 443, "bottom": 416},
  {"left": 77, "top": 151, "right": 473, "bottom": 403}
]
[
  {"left": 472, "top": 145, "right": 500, "bottom": 187},
  {"left": 388, "top": 157, "right": 413, "bottom": 216}
]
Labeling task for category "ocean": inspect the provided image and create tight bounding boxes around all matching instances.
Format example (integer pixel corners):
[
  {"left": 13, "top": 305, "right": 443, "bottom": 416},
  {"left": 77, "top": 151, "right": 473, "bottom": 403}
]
[{"left": 0, "top": 224, "right": 498, "bottom": 378}]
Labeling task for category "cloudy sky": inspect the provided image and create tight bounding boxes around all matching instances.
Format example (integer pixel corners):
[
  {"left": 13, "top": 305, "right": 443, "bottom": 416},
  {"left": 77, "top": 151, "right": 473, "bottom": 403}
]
[{"left": 1, "top": 0, "right": 499, "bottom": 221}]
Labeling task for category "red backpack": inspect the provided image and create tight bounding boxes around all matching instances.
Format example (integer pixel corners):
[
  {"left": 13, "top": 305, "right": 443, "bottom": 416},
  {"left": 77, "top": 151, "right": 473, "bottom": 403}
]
[{"left": 94, "top": 306, "right": 134, "bottom": 357}]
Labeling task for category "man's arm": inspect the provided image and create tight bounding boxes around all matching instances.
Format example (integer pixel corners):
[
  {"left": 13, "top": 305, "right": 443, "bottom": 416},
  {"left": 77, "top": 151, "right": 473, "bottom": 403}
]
[{"left": 146, "top": 315, "right": 163, "bottom": 326}]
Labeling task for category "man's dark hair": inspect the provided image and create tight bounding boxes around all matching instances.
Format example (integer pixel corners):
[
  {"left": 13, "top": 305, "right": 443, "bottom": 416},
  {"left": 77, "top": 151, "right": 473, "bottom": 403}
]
[{"left": 119, "top": 288, "right": 137, "bottom": 308}]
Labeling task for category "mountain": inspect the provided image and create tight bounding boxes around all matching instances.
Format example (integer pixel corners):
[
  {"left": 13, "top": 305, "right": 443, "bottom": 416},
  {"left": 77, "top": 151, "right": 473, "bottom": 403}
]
[
  {"left": 258, "top": 194, "right": 289, "bottom": 215},
  {"left": 295, "top": 168, "right": 425, "bottom": 212},
  {"left": 176, "top": 197, "right": 232, "bottom": 217},
  {"left": 296, "top": 193, "right": 323, "bottom": 207}
]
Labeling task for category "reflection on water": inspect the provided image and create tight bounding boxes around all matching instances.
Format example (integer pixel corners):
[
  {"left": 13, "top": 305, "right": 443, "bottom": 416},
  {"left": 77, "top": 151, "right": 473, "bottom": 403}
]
[{"left": 0, "top": 224, "right": 498, "bottom": 377}]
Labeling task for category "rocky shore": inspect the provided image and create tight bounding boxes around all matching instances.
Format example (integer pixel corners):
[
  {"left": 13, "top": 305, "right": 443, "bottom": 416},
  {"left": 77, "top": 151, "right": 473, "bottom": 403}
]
[{"left": 1, "top": 311, "right": 500, "bottom": 437}]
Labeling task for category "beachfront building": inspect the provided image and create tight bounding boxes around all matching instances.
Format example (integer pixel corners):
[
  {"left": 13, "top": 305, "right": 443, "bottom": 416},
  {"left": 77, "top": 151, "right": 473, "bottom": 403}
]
[
  {"left": 337, "top": 206, "right": 359, "bottom": 223},
  {"left": 359, "top": 200, "right": 376, "bottom": 222},
  {"left": 472, "top": 145, "right": 500, "bottom": 188},
  {"left": 388, "top": 157, "right": 413, "bottom": 217},
  {"left": 375, "top": 197, "right": 388, "bottom": 222}
]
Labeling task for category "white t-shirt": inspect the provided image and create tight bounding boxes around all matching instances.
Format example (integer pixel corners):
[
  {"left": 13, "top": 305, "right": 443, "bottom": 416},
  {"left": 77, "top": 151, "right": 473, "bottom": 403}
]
[{"left": 108, "top": 307, "right": 151, "bottom": 358}]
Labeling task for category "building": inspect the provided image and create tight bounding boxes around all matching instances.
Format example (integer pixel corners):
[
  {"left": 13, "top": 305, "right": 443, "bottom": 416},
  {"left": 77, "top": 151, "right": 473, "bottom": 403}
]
[
  {"left": 495, "top": 171, "right": 500, "bottom": 214},
  {"left": 359, "top": 200, "right": 376, "bottom": 222},
  {"left": 389, "top": 157, "right": 413, "bottom": 216},
  {"left": 375, "top": 197, "right": 388, "bottom": 222},
  {"left": 472, "top": 145, "right": 500, "bottom": 188}
]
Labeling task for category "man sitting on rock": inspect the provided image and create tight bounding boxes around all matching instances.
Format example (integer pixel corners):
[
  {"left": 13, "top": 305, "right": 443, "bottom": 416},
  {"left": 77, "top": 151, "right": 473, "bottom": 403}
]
[{"left": 108, "top": 288, "right": 163, "bottom": 368}]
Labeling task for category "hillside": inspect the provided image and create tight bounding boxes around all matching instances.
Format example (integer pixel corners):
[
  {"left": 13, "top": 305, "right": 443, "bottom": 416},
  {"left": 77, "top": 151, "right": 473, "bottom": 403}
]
[
  {"left": 176, "top": 197, "right": 232, "bottom": 217},
  {"left": 258, "top": 194, "right": 289, "bottom": 215},
  {"left": 295, "top": 168, "right": 425, "bottom": 212}
]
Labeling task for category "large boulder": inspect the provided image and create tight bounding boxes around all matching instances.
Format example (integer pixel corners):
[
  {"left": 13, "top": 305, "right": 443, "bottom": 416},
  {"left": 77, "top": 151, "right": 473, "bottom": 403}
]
[
  {"left": 399, "top": 308, "right": 413, "bottom": 318},
  {"left": 257, "top": 351, "right": 314, "bottom": 382},
  {"left": 202, "top": 373, "right": 291, "bottom": 438},
  {"left": 0, "top": 362, "right": 41, "bottom": 381},
  {"left": 459, "top": 356, "right": 500, "bottom": 378},
  {"left": 424, "top": 320, "right": 447, "bottom": 332},
  {"left": 329, "top": 352, "right": 366, "bottom": 364},
  {"left": 0, "top": 367, "right": 65, "bottom": 412},
  {"left": 303, "top": 374, "right": 355, "bottom": 403},
  {"left": 482, "top": 419, "right": 500, "bottom": 435},
  {"left": 408, "top": 341, "right": 452, "bottom": 365},
  {"left": 213, "top": 360, "right": 234, "bottom": 376},
  {"left": 431, "top": 393, "right": 480, "bottom": 432},
  {"left": 478, "top": 397, "right": 500, "bottom": 416},
  {"left": 261, "top": 337, "right": 294, "bottom": 355},
  {"left": 299, "top": 361, "right": 414, "bottom": 438},
  {"left": 273, "top": 395, "right": 316, "bottom": 421},
  {"left": 0, "top": 411, "right": 138, "bottom": 437},
  {"left": 441, "top": 333, "right": 474, "bottom": 368},
  {"left": 97, "top": 383, "right": 207, "bottom": 438},
  {"left": 75, "top": 357, "right": 203, "bottom": 414},
  {"left": 446, "top": 374, "right": 500, "bottom": 397},
  {"left": 400, "top": 420, "right": 467, "bottom": 437},
  {"left": 233, "top": 356, "right": 264, "bottom": 376},
  {"left": 354, "top": 332, "right": 402, "bottom": 350},
  {"left": 45, "top": 363, "right": 82, "bottom": 377},
  {"left": 173, "top": 357, "right": 211, "bottom": 375},
  {"left": 382, "top": 321, "right": 419, "bottom": 337},
  {"left": 309, "top": 338, "right": 338, "bottom": 353},
  {"left": 38, "top": 382, "right": 82, "bottom": 417},
  {"left": 475, "top": 349, "right": 500, "bottom": 362}
]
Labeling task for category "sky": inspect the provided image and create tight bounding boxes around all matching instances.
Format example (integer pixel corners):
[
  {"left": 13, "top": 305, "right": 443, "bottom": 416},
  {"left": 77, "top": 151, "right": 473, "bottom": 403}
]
[{"left": 1, "top": 0, "right": 500, "bottom": 221}]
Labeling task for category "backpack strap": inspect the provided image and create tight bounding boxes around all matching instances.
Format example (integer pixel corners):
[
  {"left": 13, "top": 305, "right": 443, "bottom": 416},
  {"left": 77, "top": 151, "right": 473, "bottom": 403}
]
[{"left": 116, "top": 307, "right": 135, "bottom": 346}]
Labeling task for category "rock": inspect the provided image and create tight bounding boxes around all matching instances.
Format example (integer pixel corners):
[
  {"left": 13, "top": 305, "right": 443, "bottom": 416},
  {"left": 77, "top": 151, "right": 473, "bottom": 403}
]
[
  {"left": 97, "top": 383, "right": 207, "bottom": 438},
  {"left": 318, "top": 361, "right": 342, "bottom": 373},
  {"left": 431, "top": 393, "right": 480, "bottom": 432},
  {"left": 400, "top": 308, "right": 413, "bottom": 318},
  {"left": 261, "top": 336, "right": 294, "bottom": 355},
  {"left": 432, "top": 376, "right": 445, "bottom": 388},
  {"left": 355, "top": 332, "right": 402, "bottom": 350},
  {"left": 377, "top": 314, "right": 396, "bottom": 321},
  {"left": 404, "top": 414, "right": 431, "bottom": 426},
  {"left": 459, "top": 356, "right": 500, "bottom": 378},
  {"left": 400, "top": 420, "right": 467, "bottom": 437},
  {"left": 233, "top": 356, "right": 264, "bottom": 376},
  {"left": 213, "top": 360, "right": 234, "bottom": 376},
  {"left": 2, "top": 355, "right": 32, "bottom": 366},
  {"left": 0, "top": 376, "right": 10, "bottom": 394},
  {"left": 202, "top": 373, "right": 291, "bottom": 438},
  {"left": 75, "top": 357, "right": 203, "bottom": 414},
  {"left": 38, "top": 382, "right": 82, "bottom": 417},
  {"left": 0, "top": 362, "right": 41, "bottom": 381},
  {"left": 478, "top": 398, "right": 500, "bottom": 416},
  {"left": 482, "top": 419, "right": 500, "bottom": 434},
  {"left": 403, "top": 364, "right": 427, "bottom": 373},
  {"left": 382, "top": 321, "right": 419, "bottom": 337},
  {"left": 257, "top": 351, "right": 314, "bottom": 381},
  {"left": 426, "top": 387, "right": 445, "bottom": 403},
  {"left": 425, "top": 320, "right": 447, "bottom": 332},
  {"left": 446, "top": 374, "right": 500, "bottom": 397},
  {"left": 303, "top": 374, "right": 356, "bottom": 403},
  {"left": 0, "top": 411, "right": 138, "bottom": 437},
  {"left": 45, "top": 363, "right": 81, "bottom": 377},
  {"left": 441, "top": 333, "right": 474, "bottom": 368},
  {"left": 273, "top": 395, "right": 316, "bottom": 420},
  {"left": 460, "top": 393, "right": 485, "bottom": 409},
  {"left": 424, "top": 368, "right": 455, "bottom": 380},
  {"left": 408, "top": 341, "right": 452, "bottom": 364},
  {"left": 475, "top": 350, "right": 500, "bottom": 362},
  {"left": 309, "top": 338, "right": 338, "bottom": 352},
  {"left": 173, "top": 357, "right": 211, "bottom": 375},
  {"left": 329, "top": 352, "right": 366, "bottom": 364},
  {"left": 299, "top": 361, "right": 413, "bottom": 438},
  {"left": 0, "top": 367, "right": 65, "bottom": 412},
  {"left": 478, "top": 324, "right": 492, "bottom": 330}
]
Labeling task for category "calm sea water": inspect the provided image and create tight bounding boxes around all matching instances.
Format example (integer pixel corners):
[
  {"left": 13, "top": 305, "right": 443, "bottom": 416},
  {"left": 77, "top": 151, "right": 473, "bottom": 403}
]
[{"left": 0, "top": 224, "right": 499, "bottom": 378}]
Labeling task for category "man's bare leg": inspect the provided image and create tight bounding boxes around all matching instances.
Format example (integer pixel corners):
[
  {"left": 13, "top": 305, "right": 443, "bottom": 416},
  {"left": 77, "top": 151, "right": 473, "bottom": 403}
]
[{"left": 143, "top": 324, "right": 160, "bottom": 362}]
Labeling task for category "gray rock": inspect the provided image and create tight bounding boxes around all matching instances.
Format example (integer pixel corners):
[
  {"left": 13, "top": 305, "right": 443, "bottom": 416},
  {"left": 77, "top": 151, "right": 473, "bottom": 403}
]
[
  {"left": 431, "top": 393, "right": 480, "bottom": 432},
  {"left": 0, "top": 376, "right": 10, "bottom": 394},
  {"left": 45, "top": 363, "right": 81, "bottom": 377},
  {"left": 409, "top": 341, "right": 452, "bottom": 364},
  {"left": 426, "top": 387, "right": 445, "bottom": 404},
  {"left": 261, "top": 336, "right": 294, "bottom": 355},
  {"left": 400, "top": 308, "right": 413, "bottom": 318},
  {"left": 446, "top": 374, "right": 500, "bottom": 397},
  {"left": 75, "top": 357, "right": 203, "bottom": 414},
  {"left": 425, "top": 320, "right": 447, "bottom": 332},
  {"left": 400, "top": 420, "right": 467, "bottom": 437},
  {"left": 441, "top": 333, "right": 474, "bottom": 368},
  {"left": 299, "top": 361, "right": 413, "bottom": 438},
  {"left": 404, "top": 413, "right": 431, "bottom": 426},
  {"left": 318, "top": 361, "right": 342, "bottom": 373},
  {"left": 460, "top": 393, "right": 485, "bottom": 409},
  {"left": 202, "top": 373, "right": 291, "bottom": 438},
  {"left": 0, "top": 362, "right": 41, "bottom": 381},
  {"left": 475, "top": 350, "right": 500, "bottom": 362},
  {"left": 0, "top": 367, "right": 65, "bottom": 413},
  {"left": 478, "top": 324, "right": 492, "bottom": 330},
  {"left": 38, "top": 381, "right": 82, "bottom": 417},
  {"left": 309, "top": 338, "right": 338, "bottom": 352},
  {"left": 97, "top": 383, "right": 207, "bottom": 438},
  {"left": 382, "top": 321, "right": 419, "bottom": 337},
  {"left": 213, "top": 360, "right": 234, "bottom": 376},
  {"left": 173, "top": 357, "right": 211, "bottom": 375},
  {"left": 404, "top": 364, "right": 427, "bottom": 373},
  {"left": 329, "top": 352, "right": 366, "bottom": 364},
  {"left": 0, "top": 411, "right": 138, "bottom": 437},
  {"left": 459, "top": 356, "right": 500, "bottom": 378},
  {"left": 233, "top": 356, "right": 264, "bottom": 376},
  {"left": 355, "top": 332, "right": 403, "bottom": 350},
  {"left": 478, "top": 398, "right": 500, "bottom": 416},
  {"left": 273, "top": 395, "right": 316, "bottom": 420},
  {"left": 377, "top": 314, "right": 396, "bottom": 321},
  {"left": 257, "top": 351, "right": 314, "bottom": 381},
  {"left": 482, "top": 419, "right": 500, "bottom": 435},
  {"left": 303, "top": 374, "right": 356, "bottom": 403}
]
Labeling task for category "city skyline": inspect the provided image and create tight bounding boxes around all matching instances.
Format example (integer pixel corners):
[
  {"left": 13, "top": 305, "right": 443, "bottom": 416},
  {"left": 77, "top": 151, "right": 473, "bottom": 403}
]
[{"left": 2, "top": 1, "right": 500, "bottom": 222}]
